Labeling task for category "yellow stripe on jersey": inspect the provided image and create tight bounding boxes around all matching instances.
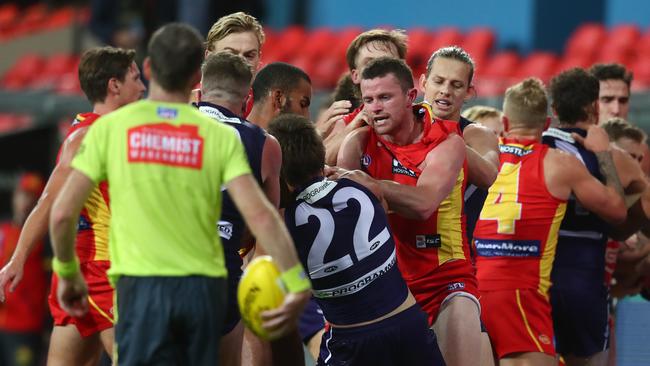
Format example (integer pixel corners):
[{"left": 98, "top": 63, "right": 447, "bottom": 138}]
[
  {"left": 538, "top": 203, "right": 567, "bottom": 295},
  {"left": 437, "top": 167, "right": 467, "bottom": 265},
  {"left": 84, "top": 187, "right": 111, "bottom": 261},
  {"left": 516, "top": 289, "right": 544, "bottom": 353}
]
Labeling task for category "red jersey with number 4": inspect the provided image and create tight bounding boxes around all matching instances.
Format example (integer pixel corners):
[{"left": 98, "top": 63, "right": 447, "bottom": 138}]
[
  {"left": 474, "top": 138, "right": 567, "bottom": 295},
  {"left": 362, "top": 103, "right": 470, "bottom": 281},
  {"left": 59, "top": 113, "right": 110, "bottom": 263}
]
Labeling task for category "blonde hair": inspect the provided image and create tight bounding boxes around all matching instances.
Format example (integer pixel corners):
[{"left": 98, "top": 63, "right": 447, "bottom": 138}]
[
  {"left": 503, "top": 78, "right": 548, "bottom": 128},
  {"left": 205, "top": 12, "right": 265, "bottom": 52},
  {"left": 601, "top": 118, "right": 647, "bottom": 144},
  {"left": 462, "top": 105, "right": 501, "bottom": 122}
]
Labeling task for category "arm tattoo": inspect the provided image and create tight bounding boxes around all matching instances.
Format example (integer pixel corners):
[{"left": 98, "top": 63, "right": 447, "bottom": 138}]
[{"left": 595, "top": 151, "right": 625, "bottom": 197}]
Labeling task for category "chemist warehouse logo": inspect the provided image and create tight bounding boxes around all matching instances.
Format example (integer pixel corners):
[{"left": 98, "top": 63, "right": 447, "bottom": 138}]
[{"left": 128, "top": 123, "right": 204, "bottom": 169}]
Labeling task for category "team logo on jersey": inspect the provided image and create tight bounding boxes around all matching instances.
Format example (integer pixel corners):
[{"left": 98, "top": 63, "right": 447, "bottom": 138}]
[
  {"left": 217, "top": 220, "right": 233, "bottom": 240},
  {"left": 77, "top": 215, "right": 92, "bottom": 231},
  {"left": 157, "top": 107, "right": 178, "bottom": 119},
  {"left": 392, "top": 158, "right": 417, "bottom": 177},
  {"left": 128, "top": 123, "right": 204, "bottom": 169},
  {"left": 361, "top": 154, "right": 372, "bottom": 168},
  {"left": 474, "top": 238, "right": 541, "bottom": 257},
  {"left": 538, "top": 334, "right": 551, "bottom": 345}
]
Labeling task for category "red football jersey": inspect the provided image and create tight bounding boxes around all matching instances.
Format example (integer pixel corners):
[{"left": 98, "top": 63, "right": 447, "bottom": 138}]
[
  {"left": 58, "top": 113, "right": 111, "bottom": 263},
  {"left": 474, "top": 138, "right": 567, "bottom": 295},
  {"left": 362, "top": 103, "right": 470, "bottom": 281}
]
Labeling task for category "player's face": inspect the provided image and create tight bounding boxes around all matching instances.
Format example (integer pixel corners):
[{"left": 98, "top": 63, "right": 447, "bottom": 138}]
[
  {"left": 598, "top": 79, "right": 630, "bottom": 124},
  {"left": 116, "top": 62, "right": 145, "bottom": 106},
  {"left": 211, "top": 31, "right": 261, "bottom": 73},
  {"left": 421, "top": 57, "right": 472, "bottom": 121},
  {"left": 281, "top": 78, "right": 312, "bottom": 118},
  {"left": 361, "top": 74, "right": 413, "bottom": 137},
  {"left": 615, "top": 137, "right": 644, "bottom": 164},
  {"left": 351, "top": 41, "right": 400, "bottom": 84}
]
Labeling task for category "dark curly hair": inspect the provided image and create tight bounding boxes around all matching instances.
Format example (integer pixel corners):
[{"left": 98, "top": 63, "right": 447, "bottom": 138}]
[{"left": 549, "top": 68, "right": 599, "bottom": 125}]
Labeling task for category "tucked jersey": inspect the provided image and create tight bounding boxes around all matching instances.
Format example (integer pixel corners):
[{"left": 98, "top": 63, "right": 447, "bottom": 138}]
[
  {"left": 0, "top": 222, "right": 48, "bottom": 332},
  {"left": 474, "top": 138, "right": 567, "bottom": 295},
  {"left": 285, "top": 178, "right": 408, "bottom": 325},
  {"left": 361, "top": 103, "right": 469, "bottom": 281},
  {"left": 196, "top": 102, "right": 265, "bottom": 275},
  {"left": 59, "top": 113, "right": 110, "bottom": 263},
  {"left": 72, "top": 100, "right": 251, "bottom": 280},
  {"left": 542, "top": 128, "right": 609, "bottom": 275}
]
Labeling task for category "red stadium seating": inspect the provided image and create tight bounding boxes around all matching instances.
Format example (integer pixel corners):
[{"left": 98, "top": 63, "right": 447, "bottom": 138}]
[
  {"left": 565, "top": 23, "right": 607, "bottom": 60},
  {"left": 515, "top": 52, "right": 559, "bottom": 82}
]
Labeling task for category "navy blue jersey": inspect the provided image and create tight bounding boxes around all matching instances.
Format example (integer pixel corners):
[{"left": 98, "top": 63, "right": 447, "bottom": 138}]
[
  {"left": 542, "top": 127, "right": 609, "bottom": 277},
  {"left": 459, "top": 116, "right": 489, "bottom": 247},
  {"left": 197, "top": 102, "right": 266, "bottom": 274},
  {"left": 284, "top": 177, "right": 409, "bottom": 325}
]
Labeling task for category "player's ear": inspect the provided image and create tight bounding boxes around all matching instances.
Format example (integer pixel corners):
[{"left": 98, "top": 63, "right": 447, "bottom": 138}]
[
  {"left": 419, "top": 73, "right": 427, "bottom": 94},
  {"left": 272, "top": 89, "right": 285, "bottom": 112},
  {"left": 351, "top": 69, "right": 360, "bottom": 84},
  {"left": 502, "top": 115, "right": 510, "bottom": 132},
  {"left": 466, "top": 84, "right": 476, "bottom": 101},
  {"left": 143, "top": 57, "right": 152, "bottom": 82},
  {"left": 407, "top": 88, "right": 418, "bottom": 104},
  {"left": 543, "top": 117, "right": 551, "bottom": 131}
]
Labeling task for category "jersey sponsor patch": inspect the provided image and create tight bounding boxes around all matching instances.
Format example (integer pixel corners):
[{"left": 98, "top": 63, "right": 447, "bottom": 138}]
[
  {"left": 156, "top": 107, "right": 178, "bottom": 119},
  {"left": 391, "top": 158, "right": 417, "bottom": 177},
  {"left": 127, "top": 123, "right": 204, "bottom": 169},
  {"left": 296, "top": 179, "right": 337, "bottom": 204},
  {"left": 499, "top": 144, "right": 534, "bottom": 157},
  {"left": 474, "top": 238, "right": 541, "bottom": 257},
  {"left": 361, "top": 154, "right": 372, "bottom": 168},
  {"left": 415, "top": 234, "right": 441, "bottom": 248}
]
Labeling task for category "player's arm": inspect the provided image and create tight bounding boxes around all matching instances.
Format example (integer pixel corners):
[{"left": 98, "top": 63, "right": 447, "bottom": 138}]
[
  {"left": 0, "top": 128, "right": 87, "bottom": 302},
  {"left": 261, "top": 134, "right": 282, "bottom": 208},
  {"left": 227, "top": 174, "right": 310, "bottom": 338},
  {"left": 379, "top": 134, "right": 466, "bottom": 220},
  {"left": 552, "top": 151, "right": 627, "bottom": 224},
  {"left": 609, "top": 186, "right": 650, "bottom": 240},
  {"left": 462, "top": 124, "right": 499, "bottom": 189},
  {"left": 49, "top": 169, "right": 95, "bottom": 317},
  {"left": 336, "top": 125, "right": 370, "bottom": 169},
  {"left": 324, "top": 110, "right": 368, "bottom": 166}
]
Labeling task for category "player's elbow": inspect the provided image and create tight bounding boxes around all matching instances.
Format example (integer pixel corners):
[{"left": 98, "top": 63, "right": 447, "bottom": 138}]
[
  {"left": 471, "top": 165, "right": 498, "bottom": 189},
  {"left": 49, "top": 204, "right": 75, "bottom": 235}
]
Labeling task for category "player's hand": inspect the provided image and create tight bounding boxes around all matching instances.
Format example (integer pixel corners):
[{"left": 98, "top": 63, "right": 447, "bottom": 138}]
[
  {"left": 326, "top": 167, "right": 384, "bottom": 200},
  {"left": 572, "top": 125, "right": 611, "bottom": 153},
  {"left": 0, "top": 259, "right": 25, "bottom": 302},
  {"left": 57, "top": 273, "right": 89, "bottom": 318},
  {"left": 260, "top": 290, "right": 310, "bottom": 339},
  {"left": 316, "top": 100, "right": 352, "bottom": 138}
]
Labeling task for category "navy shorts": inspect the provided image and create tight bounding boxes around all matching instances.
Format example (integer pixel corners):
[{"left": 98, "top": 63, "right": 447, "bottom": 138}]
[
  {"left": 550, "top": 271, "right": 609, "bottom": 357},
  {"left": 317, "top": 305, "right": 437, "bottom": 366},
  {"left": 222, "top": 266, "right": 242, "bottom": 335},
  {"left": 298, "top": 297, "right": 325, "bottom": 344},
  {"left": 115, "top": 276, "right": 226, "bottom": 366}
]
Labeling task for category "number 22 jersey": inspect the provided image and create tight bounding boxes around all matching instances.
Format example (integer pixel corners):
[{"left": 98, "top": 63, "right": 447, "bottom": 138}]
[{"left": 284, "top": 177, "right": 408, "bottom": 325}]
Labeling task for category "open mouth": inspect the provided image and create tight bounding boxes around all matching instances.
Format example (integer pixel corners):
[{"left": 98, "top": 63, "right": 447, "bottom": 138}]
[
  {"left": 434, "top": 99, "right": 452, "bottom": 108},
  {"left": 373, "top": 115, "right": 389, "bottom": 125}
]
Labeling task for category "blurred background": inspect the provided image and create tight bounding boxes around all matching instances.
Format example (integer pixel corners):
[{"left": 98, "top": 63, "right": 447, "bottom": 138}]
[{"left": 0, "top": 0, "right": 649, "bottom": 363}]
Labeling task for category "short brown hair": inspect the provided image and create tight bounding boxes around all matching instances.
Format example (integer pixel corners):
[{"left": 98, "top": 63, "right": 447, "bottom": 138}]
[
  {"left": 361, "top": 57, "right": 414, "bottom": 92},
  {"left": 589, "top": 63, "right": 633, "bottom": 89},
  {"left": 201, "top": 52, "right": 252, "bottom": 102},
  {"left": 268, "top": 114, "right": 325, "bottom": 188},
  {"left": 78, "top": 47, "right": 136, "bottom": 104},
  {"left": 462, "top": 105, "right": 502, "bottom": 122},
  {"left": 503, "top": 78, "right": 548, "bottom": 128},
  {"left": 346, "top": 29, "right": 407, "bottom": 71},
  {"left": 148, "top": 23, "right": 204, "bottom": 92},
  {"left": 205, "top": 12, "right": 265, "bottom": 52},
  {"left": 601, "top": 118, "right": 647, "bottom": 144}
]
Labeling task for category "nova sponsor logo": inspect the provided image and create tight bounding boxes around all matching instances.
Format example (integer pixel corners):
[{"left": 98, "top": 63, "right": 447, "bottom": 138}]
[
  {"left": 474, "top": 238, "right": 541, "bottom": 257},
  {"left": 128, "top": 123, "right": 204, "bottom": 169},
  {"left": 392, "top": 158, "right": 417, "bottom": 177}
]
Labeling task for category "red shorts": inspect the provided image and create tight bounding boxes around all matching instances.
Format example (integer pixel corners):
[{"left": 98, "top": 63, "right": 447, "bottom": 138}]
[
  {"left": 407, "top": 259, "right": 480, "bottom": 325},
  {"left": 480, "top": 288, "right": 555, "bottom": 358},
  {"left": 49, "top": 260, "right": 114, "bottom": 337}
]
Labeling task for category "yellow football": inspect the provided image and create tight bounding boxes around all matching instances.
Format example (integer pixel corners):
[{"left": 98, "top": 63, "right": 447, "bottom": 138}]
[{"left": 237, "top": 256, "right": 286, "bottom": 340}]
